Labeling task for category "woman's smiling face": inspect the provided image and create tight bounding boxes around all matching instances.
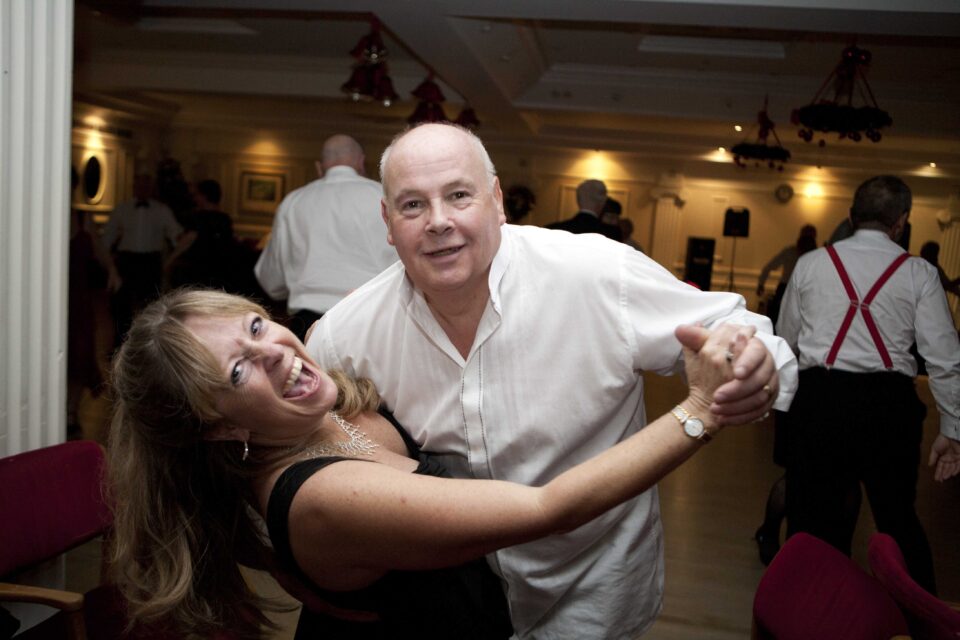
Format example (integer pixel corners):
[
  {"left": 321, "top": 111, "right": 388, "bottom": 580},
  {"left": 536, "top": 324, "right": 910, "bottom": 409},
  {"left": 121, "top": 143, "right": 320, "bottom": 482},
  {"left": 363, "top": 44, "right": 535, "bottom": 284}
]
[{"left": 184, "top": 311, "right": 339, "bottom": 445}]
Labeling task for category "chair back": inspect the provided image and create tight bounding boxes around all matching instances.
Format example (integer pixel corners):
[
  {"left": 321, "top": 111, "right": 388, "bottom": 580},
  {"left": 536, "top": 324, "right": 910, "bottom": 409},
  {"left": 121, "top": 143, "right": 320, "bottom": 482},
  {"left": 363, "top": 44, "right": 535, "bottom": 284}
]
[
  {"left": 868, "top": 533, "right": 960, "bottom": 640},
  {"left": 0, "top": 441, "right": 111, "bottom": 577},
  {"left": 753, "top": 532, "right": 909, "bottom": 640}
]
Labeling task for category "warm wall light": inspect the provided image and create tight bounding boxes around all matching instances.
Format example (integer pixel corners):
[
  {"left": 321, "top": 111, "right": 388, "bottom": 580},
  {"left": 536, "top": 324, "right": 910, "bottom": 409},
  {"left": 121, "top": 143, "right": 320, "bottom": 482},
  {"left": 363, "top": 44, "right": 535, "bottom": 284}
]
[
  {"left": 718, "top": 146, "right": 726, "bottom": 153},
  {"left": 930, "top": 162, "right": 937, "bottom": 168},
  {"left": 734, "top": 125, "right": 742, "bottom": 132},
  {"left": 803, "top": 183, "right": 824, "bottom": 198}
]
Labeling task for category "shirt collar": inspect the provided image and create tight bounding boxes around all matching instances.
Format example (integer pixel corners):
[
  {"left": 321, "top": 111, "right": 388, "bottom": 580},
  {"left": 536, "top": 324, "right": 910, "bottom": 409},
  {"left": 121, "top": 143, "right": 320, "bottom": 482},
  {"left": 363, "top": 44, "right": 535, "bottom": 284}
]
[
  {"left": 323, "top": 165, "right": 360, "bottom": 179},
  {"left": 851, "top": 228, "right": 898, "bottom": 246},
  {"left": 487, "top": 224, "right": 512, "bottom": 314}
]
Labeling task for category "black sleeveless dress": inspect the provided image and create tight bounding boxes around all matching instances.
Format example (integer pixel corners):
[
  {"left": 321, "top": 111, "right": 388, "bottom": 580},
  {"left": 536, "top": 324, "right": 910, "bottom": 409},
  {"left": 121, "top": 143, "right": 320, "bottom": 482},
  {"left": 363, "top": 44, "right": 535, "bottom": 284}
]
[{"left": 266, "top": 410, "right": 513, "bottom": 639}]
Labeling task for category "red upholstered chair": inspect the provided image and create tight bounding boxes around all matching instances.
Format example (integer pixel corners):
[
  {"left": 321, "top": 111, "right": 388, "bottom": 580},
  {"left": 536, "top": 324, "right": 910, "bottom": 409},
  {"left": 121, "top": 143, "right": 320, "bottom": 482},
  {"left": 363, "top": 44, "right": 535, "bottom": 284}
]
[
  {"left": 868, "top": 532, "right": 960, "bottom": 640},
  {"left": 752, "top": 532, "right": 910, "bottom": 640},
  {"left": 0, "top": 441, "right": 238, "bottom": 639}
]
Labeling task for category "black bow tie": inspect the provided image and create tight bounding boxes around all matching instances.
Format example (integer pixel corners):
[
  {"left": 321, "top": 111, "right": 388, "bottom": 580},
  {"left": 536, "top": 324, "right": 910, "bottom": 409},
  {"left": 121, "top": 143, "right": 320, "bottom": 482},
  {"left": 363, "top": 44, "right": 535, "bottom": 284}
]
[{"left": 135, "top": 200, "right": 149, "bottom": 208}]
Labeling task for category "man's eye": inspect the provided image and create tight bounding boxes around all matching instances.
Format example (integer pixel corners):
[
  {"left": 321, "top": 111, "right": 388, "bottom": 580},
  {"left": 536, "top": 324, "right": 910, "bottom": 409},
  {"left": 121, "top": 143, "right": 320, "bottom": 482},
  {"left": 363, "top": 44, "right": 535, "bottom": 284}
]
[
  {"left": 231, "top": 362, "right": 243, "bottom": 386},
  {"left": 401, "top": 200, "right": 421, "bottom": 211},
  {"left": 250, "top": 316, "right": 263, "bottom": 336},
  {"left": 451, "top": 191, "right": 469, "bottom": 200}
]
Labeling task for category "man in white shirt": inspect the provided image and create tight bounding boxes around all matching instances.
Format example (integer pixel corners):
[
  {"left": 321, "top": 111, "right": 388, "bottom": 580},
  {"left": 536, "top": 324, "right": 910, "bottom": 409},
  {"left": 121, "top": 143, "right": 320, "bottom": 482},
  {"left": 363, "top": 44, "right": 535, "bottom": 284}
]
[
  {"left": 778, "top": 175, "right": 960, "bottom": 596},
  {"left": 307, "top": 123, "right": 798, "bottom": 639},
  {"left": 102, "top": 172, "right": 182, "bottom": 346},
  {"left": 255, "top": 134, "right": 397, "bottom": 339}
]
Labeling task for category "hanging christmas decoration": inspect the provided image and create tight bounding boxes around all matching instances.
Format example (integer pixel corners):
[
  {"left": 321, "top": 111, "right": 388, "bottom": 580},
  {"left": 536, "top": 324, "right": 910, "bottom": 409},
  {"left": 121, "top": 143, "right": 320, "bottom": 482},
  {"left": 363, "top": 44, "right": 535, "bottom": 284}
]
[
  {"left": 731, "top": 96, "right": 791, "bottom": 171},
  {"left": 340, "top": 18, "right": 398, "bottom": 107},
  {"left": 454, "top": 105, "right": 481, "bottom": 129},
  {"left": 407, "top": 73, "right": 449, "bottom": 124},
  {"left": 791, "top": 45, "right": 891, "bottom": 146}
]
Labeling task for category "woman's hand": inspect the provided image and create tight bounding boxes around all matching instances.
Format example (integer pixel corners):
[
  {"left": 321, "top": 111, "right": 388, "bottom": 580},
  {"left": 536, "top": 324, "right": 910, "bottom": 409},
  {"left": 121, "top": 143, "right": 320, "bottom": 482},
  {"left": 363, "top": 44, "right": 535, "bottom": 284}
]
[
  {"left": 674, "top": 324, "right": 740, "bottom": 428},
  {"left": 675, "top": 322, "right": 780, "bottom": 429}
]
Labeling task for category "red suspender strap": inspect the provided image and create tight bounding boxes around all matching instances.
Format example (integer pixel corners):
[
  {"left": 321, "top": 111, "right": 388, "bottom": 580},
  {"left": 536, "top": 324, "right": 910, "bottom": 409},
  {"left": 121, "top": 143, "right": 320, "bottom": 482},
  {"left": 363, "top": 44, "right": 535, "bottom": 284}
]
[
  {"left": 825, "top": 246, "right": 859, "bottom": 367},
  {"left": 824, "top": 245, "right": 910, "bottom": 369},
  {"left": 860, "top": 252, "right": 910, "bottom": 368}
]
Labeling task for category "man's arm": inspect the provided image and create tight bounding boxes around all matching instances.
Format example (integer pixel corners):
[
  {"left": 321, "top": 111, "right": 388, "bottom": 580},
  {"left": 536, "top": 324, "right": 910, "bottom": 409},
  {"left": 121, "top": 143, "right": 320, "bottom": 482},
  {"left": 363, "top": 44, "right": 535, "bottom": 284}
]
[
  {"left": 915, "top": 264, "right": 960, "bottom": 480},
  {"left": 623, "top": 249, "right": 798, "bottom": 423},
  {"left": 253, "top": 205, "right": 291, "bottom": 301},
  {"left": 757, "top": 247, "right": 789, "bottom": 296}
]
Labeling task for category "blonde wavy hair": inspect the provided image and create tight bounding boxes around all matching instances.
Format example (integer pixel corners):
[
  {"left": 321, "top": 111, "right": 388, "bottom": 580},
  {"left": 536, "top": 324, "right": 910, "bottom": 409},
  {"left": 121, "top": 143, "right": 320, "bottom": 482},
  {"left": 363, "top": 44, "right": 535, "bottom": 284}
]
[{"left": 107, "top": 289, "right": 379, "bottom": 639}]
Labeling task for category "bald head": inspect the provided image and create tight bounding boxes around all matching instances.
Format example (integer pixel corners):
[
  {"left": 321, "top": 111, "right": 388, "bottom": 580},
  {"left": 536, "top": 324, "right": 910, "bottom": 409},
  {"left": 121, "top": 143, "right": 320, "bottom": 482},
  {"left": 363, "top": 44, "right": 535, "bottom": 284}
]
[
  {"left": 380, "top": 123, "right": 497, "bottom": 199},
  {"left": 576, "top": 180, "right": 608, "bottom": 214},
  {"left": 321, "top": 134, "right": 365, "bottom": 173}
]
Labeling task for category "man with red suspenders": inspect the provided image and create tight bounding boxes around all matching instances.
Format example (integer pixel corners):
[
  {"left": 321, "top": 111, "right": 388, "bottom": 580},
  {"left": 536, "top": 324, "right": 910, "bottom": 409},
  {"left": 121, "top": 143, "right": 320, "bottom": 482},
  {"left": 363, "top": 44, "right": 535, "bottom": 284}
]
[{"left": 778, "top": 175, "right": 960, "bottom": 595}]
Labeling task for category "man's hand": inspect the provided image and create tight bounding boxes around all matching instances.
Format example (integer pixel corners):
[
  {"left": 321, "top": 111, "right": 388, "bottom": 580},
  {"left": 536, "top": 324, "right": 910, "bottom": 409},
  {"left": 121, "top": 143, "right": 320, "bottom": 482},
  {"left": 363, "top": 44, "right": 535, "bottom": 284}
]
[
  {"left": 709, "top": 324, "right": 778, "bottom": 426},
  {"left": 928, "top": 434, "right": 960, "bottom": 482}
]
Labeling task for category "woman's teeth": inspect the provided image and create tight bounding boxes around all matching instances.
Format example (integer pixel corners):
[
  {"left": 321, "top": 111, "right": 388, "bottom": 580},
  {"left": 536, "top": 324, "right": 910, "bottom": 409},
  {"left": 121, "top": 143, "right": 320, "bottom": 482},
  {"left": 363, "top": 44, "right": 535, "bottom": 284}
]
[{"left": 284, "top": 356, "right": 303, "bottom": 394}]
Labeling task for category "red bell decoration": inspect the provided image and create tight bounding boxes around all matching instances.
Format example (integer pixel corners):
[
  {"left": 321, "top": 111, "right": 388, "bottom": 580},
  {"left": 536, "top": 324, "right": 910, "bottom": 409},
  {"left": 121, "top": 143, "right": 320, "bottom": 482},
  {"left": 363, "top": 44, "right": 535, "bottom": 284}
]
[
  {"left": 341, "top": 17, "right": 397, "bottom": 107},
  {"left": 454, "top": 106, "right": 480, "bottom": 129},
  {"left": 407, "top": 73, "right": 449, "bottom": 124}
]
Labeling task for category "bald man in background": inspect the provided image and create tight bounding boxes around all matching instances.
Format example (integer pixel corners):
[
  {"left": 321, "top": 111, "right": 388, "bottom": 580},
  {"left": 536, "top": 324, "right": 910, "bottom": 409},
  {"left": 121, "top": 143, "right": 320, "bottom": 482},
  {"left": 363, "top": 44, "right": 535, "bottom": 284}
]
[{"left": 255, "top": 134, "right": 397, "bottom": 339}]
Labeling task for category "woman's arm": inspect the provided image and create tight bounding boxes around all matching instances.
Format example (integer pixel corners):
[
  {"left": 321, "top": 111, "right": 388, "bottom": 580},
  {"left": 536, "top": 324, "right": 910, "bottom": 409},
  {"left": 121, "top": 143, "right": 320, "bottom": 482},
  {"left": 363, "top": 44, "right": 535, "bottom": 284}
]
[{"left": 288, "top": 324, "right": 748, "bottom": 591}]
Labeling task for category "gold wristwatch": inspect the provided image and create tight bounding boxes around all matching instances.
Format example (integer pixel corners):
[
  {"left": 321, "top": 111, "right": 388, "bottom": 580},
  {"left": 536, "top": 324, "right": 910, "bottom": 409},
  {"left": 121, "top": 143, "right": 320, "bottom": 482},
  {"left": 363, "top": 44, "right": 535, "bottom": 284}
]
[{"left": 671, "top": 405, "right": 712, "bottom": 443}]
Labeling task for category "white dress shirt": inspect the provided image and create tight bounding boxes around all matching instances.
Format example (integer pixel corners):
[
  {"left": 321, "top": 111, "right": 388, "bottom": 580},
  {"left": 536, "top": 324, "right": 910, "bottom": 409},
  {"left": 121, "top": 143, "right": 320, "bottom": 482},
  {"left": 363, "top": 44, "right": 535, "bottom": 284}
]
[
  {"left": 254, "top": 166, "right": 397, "bottom": 314},
  {"left": 101, "top": 198, "right": 181, "bottom": 253},
  {"left": 307, "top": 224, "right": 798, "bottom": 640},
  {"left": 778, "top": 229, "right": 960, "bottom": 440}
]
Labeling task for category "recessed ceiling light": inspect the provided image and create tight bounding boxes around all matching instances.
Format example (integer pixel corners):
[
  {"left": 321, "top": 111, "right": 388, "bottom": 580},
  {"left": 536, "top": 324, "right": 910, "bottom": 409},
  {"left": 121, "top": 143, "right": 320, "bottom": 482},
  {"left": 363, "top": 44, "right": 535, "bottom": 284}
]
[
  {"left": 734, "top": 125, "right": 743, "bottom": 132},
  {"left": 136, "top": 18, "right": 257, "bottom": 35},
  {"left": 637, "top": 36, "right": 785, "bottom": 59}
]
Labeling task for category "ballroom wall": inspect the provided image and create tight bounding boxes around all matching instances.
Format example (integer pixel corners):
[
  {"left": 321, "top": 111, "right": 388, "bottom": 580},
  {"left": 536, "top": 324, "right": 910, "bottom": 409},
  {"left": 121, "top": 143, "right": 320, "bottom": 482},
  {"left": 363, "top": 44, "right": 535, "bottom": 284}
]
[{"left": 72, "top": 93, "right": 960, "bottom": 317}]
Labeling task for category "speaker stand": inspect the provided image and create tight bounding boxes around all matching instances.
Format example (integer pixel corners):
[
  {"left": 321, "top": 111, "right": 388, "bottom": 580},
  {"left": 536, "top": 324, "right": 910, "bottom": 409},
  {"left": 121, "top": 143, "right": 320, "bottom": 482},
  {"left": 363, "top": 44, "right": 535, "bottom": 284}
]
[{"left": 728, "top": 237, "right": 738, "bottom": 292}]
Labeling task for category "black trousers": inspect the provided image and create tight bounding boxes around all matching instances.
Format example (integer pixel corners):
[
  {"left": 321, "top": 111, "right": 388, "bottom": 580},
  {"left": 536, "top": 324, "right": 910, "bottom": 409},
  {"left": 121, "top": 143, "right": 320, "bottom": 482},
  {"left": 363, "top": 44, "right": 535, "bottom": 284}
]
[{"left": 785, "top": 367, "right": 936, "bottom": 594}]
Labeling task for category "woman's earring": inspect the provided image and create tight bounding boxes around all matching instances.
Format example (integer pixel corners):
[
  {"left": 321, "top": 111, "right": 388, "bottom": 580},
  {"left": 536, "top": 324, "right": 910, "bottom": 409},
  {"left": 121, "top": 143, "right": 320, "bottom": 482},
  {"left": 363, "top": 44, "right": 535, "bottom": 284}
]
[{"left": 242, "top": 440, "right": 249, "bottom": 462}]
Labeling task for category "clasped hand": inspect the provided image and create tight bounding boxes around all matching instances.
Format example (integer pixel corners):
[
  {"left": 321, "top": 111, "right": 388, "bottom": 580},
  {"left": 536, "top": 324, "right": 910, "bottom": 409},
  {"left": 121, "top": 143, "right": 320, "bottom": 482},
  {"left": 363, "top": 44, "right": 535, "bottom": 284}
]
[{"left": 675, "top": 323, "right": 779, "bottom": 427}]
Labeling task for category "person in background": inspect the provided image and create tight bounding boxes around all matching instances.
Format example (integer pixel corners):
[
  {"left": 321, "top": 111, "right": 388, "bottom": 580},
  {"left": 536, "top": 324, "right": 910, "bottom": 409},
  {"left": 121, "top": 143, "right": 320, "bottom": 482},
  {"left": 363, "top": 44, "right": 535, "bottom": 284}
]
[
  {"left": 600, "top": 196, "right": 622, "bottom": 226},
  {"left": 102, "top": 172, "right": 181, "bottom": 348},
  {"left": 167, "top": 179, "right": 240, "bottom": 292},
  {"left": 619, "top": 217, "right": 645, "bottom": 253},
  {"left": 254, "top": 134, "right": 397, "bottom": 340},
  {"left": 503, "top": 184, "right": 536, "bottom": 224},
  {"left": 109, "top": 288, "right": 748, "bottom": 640},
  {"left": 67, "top": 166, "right": 120, "bottom": 439},
  {"left": 756, "top": 223, "right": 817, "bottom": 327},
  {"left": 547, "top": 179, "right": 623, "bottom": 241},
  {"left": 779, "top": 175, "right": 960, "bottom": 595},
  {"left": 920, "top": 241, "right": 960, "bottom": 296},
  {"left": 307, "top": 123, "right": 798, "bottom": 639}
]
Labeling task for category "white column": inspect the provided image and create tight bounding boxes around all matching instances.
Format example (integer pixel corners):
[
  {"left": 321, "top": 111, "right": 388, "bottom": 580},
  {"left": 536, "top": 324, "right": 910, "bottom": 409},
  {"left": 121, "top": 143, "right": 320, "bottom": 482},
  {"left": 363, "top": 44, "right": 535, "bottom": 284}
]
[
  {"left": 648, "top": 172, "right": 687, "bottom": 277},
  {"left": 0, "top": 0, "right": 74, "bottom": 456}
]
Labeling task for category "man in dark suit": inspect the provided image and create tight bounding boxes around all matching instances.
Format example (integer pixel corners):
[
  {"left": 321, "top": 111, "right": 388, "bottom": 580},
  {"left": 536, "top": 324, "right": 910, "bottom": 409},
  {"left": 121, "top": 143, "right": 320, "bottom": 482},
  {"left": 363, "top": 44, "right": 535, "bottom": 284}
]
[{"left": 548, "top": 179, "right": 622, "bottom": 241}]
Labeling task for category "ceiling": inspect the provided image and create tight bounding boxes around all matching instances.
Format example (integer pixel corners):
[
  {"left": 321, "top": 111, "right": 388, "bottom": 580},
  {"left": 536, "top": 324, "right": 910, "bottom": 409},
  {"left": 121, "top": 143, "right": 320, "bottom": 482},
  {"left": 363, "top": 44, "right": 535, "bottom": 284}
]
[{"left": 73, "top": 0, "right": 960, "bottom": 176}]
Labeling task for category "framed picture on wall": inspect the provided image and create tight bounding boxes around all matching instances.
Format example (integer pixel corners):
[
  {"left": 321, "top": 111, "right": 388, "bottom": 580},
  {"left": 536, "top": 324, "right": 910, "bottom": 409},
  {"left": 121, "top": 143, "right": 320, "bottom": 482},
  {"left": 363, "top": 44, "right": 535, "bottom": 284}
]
[{"left": 239, "top": 171, "right": 286, "bottom": 213}]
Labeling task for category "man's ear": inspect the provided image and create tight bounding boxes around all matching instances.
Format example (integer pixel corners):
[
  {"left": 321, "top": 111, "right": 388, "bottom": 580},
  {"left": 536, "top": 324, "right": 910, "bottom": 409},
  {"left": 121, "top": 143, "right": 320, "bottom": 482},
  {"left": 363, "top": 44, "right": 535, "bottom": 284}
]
[
  {"left": 203, "top": 423, "right": 250, "bottom": 443},
  {"left": 891, "top": 211, "right": 910, "bottom": 241},
  {"left": 381, "top": 199, "right": 395, "bottom": 246}
]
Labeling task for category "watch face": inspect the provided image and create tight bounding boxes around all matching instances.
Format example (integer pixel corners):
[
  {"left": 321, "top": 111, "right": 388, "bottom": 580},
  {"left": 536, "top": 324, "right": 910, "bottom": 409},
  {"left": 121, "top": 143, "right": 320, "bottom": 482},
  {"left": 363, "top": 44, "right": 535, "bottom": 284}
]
[{"left": 684, "top": 417, "right": 705, "bottom": 438}]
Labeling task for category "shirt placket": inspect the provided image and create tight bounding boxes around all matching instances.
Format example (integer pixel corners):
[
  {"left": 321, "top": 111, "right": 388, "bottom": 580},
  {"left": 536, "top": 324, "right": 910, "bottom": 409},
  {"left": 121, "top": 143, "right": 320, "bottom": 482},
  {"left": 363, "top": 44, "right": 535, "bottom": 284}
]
[{"left": 460, "top": 350, "right": 492, "bottom": 480}]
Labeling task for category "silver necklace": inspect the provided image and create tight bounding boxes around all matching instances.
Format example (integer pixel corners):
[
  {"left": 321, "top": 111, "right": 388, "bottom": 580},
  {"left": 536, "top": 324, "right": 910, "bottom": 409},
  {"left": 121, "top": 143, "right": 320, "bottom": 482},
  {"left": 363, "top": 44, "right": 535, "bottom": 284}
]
[{"left": 301, "top": 412, "right": 379, "bottom": 458}]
